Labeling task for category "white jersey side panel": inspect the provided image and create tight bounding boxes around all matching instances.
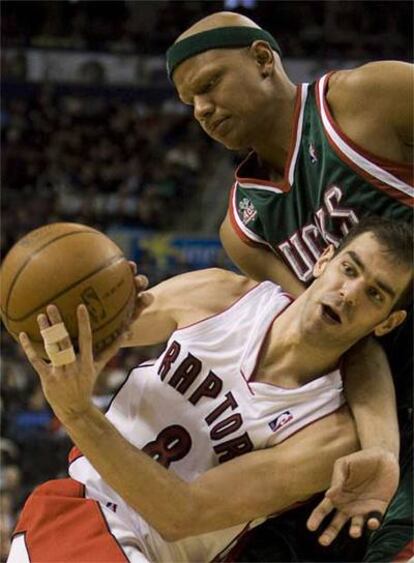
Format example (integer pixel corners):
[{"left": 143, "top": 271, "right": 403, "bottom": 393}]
[{"left": 70, "top": 281, "right": 345, "bottom": 562}]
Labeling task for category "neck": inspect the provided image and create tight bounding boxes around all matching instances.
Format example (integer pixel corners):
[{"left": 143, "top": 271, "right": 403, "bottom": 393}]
[
  {"left": 261, "top": 297, "right": 349, "bottom": 387},
  {"left": 251, "top": 74, "right": 297, "bottom": 175}
]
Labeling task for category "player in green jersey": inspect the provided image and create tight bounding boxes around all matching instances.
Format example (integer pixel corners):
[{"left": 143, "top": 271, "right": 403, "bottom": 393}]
[{"left": 166, "top": 11, "right": 413, "bottom": 563}]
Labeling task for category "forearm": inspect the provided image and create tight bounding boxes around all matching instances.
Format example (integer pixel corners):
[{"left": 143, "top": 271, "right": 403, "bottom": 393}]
[
  {"left": 64, "top": 406, "right": 296, "bottom": 539},
  {"left": 63, "top": 406, "right": 357, "bottom": 541},
  {"left": 188, "top": 406, "right": 358, "bottom": 534},
  {"left": 343, "top": 338, "right": 399, "bottom": 458},
  {"left": 64, "top": 406, "right": 193, "bottom": 540},
  {"left": 66, "top": 404, "right": 358, "bottom": 541}
]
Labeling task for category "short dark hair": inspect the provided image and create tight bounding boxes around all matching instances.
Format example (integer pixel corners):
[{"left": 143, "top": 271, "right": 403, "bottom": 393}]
[{"left": 336, "top": 216, "right": 413, "bottom": 310}]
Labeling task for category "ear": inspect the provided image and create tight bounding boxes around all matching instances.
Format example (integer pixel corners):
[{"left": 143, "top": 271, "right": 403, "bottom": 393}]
[
  {"left": 374, "top": 310, "right": 407, "bottom": 337},
  {"left": 250, "top": 41, "right": 275, "bottom": 77},
  {"left": 313, "top": 245, "right": 335, "bottom": 278}
]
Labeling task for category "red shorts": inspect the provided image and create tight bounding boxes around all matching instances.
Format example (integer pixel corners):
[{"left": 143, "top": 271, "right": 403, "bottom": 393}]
[{"left": 9, "top": 478, "right": 136, "bottom": 562}]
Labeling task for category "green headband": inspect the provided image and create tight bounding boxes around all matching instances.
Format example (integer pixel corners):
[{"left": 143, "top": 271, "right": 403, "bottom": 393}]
[{"left": 166, "top": 26, "right": 282, "bottom": 79}]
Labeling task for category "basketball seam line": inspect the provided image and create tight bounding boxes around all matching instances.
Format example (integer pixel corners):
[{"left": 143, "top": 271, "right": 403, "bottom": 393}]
[
  {"left": 16, "top": 276, "right": 135, "bottom": 346},
  {"left": 3, "top": 253, "right": 125, "bottom": 322},
  {"left": 3, "top": 229, "right": 101, "bottom": 319}
]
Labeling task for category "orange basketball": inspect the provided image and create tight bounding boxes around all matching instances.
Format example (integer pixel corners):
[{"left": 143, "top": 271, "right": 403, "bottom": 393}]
[{"left": 0, "top": 223, "right": 136, "bottom": 358}]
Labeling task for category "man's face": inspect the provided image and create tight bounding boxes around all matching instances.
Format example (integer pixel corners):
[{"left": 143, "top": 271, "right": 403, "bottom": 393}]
[
  {"left": 173, "top": 49, "right": 270, "bottom": 150},
  {"left": 300, "top": 233, "right": 411, "bottom": 347}
]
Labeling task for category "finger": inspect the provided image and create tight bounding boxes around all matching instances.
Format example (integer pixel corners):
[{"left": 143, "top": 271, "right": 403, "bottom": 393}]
[
  {"left": 349, "top": 515, "right": 365, "bottom": 538},
  {"left": 137, "top": 291, "right": 153, "bottom": 309},
  {"left": 37, "top": 311, "right": 51, "bottom": 331},
  {"left": 77, "top": 304, "right": 93, "bottom": 367},
  {"left": 37, "top": 312, "right": 52, "bottom": 360},
  {"left": 19, "top": 332, "right": 49, "bottom": 375},
  {"left": 318, "top": 511, "right": 350, "bottom": 546},
  {"left": 131, "top": 291, "right": 154, "bottom": 323},
  {"left": 135, "top": 274, "right": 149, "bottom": 292},
  {"left": 128, "top": 261, "right": 137, "bottom": 275},
  {"left": 46, "top": 304, "right": 73, "bottom": 352},
  {"left": 366, "top": 511, "right": 383, "bottom": 530},
  {"left": 307, "top": 497, "right": 334, "bottom": 531},
  {"left": 325, "top": 457, "right": 349, "bottom": 499}
]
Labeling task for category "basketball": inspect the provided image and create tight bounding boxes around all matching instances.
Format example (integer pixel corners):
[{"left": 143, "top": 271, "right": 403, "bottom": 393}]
[{"left": 0, "top": 223, "right": 136, "bottom": 358}]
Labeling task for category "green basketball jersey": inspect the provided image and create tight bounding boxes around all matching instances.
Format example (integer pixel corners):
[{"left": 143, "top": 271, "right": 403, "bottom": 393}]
[{"left": 229, "top": 73, "right": 413, "bottom": 283}]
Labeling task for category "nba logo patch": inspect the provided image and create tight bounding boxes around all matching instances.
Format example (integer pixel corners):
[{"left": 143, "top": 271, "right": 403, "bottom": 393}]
[{"left": 269, "top": 410, "right": 294, "bottom": 432}]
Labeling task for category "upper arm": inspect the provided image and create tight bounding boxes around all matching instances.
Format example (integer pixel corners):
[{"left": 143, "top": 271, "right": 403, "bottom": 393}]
[
  {"left": 360, "top": 62, "right": 412, "bottom": 144},
  {"left": 387, "top": 63, "right": 413, "bottom": 143},
  {"left": 122, "top": 271, "right": 207, "bottom": 347},
  {"left": 220, "top": 211, "right": 305, "bottom": 297},
  {"left": 341, "top": 337, "right": 399, "bottom": 456},
  {"left": 185, "top": 405, "right": 358, "bottom": 536},
  {"left": 121, "top": 277, "right": 180, "bottom": 347},
  {"left": 123, "top": 268, "right": 255, "bottom": 347},
  {"left": 338, "top": 62, "right": 413, "bottom": 145}
]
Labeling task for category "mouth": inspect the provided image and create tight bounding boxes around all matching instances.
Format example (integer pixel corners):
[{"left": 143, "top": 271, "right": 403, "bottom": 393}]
[
  {"left": 209, "top": 117, "right": 229, "bottom": 134},
  {"left": 321, "top": 304, "right": 342, "bottom": 325}
]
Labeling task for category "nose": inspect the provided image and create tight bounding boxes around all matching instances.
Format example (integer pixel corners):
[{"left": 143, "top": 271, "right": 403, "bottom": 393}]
[
  {"left": 339, "top": 279, "right": 362, "bottom": 307},
  {"left": 193, "top": 95, "right": 214, "bottom": 123}
]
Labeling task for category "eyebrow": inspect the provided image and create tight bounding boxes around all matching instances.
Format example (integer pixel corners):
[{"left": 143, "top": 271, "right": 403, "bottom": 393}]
[
  {"left": 346, "top": 250, "right": 396, "bottom": 299},
  {"left": 178, "top": 66, "right": 220, "bottom": 103}
]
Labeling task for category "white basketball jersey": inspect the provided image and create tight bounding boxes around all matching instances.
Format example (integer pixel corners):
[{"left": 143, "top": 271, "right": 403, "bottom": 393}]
[{"left": 69, "top": 281, "right": 344, "bottom": 562}]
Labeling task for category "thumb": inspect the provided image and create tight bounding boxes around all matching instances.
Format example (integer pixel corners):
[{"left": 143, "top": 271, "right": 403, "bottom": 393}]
[{"left": 326, "top": 457, "right": 350, "bottom": 498}]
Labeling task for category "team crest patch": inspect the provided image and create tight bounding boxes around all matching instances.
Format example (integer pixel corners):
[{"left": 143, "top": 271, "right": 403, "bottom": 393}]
[
  {"left": 269, "top": 410, "right": 294, "bottom": 432},
  {"left": 239, "top": 197, "right": 257, "bottom": 225}
]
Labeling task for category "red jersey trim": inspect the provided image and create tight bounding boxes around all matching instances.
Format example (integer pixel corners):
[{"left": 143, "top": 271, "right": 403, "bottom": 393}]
[
  {"left": 393, "top": 539, "right": 414, "bottom": 562},
  {"left": 316, "top": 73, "right": 414, "bottom": 206},
  {"left": 69, "top": 445, "right": 83, "bottom": 464},
  {"left": 13, "top": 478, "right": 129, "bottom": 562},
  {"left": 212, "top": 522, "right": 252, "bottom": 562},
  {"left": 235, "top": 84, "right": 309, "bottom": 193},
  {"left": 240, "top": 368, "right": 256, "bottom": 396},
  {"left": 287, "top": 84, "right": 309, "bottom": 186},
  {"left": 175, "top": 279, "right": 265, "bottom": 333},
  {"left": 325, "top": 134, "right": 413, "bottom": 207},
  {"left": 247, "top": 293, "right": 294, "bottom": 384},
  {"left": 321, "top": 72, "right": 413, "bottom": 176},
  {"left": 229, "top": 182, "right": 270, "bottom": 247}
]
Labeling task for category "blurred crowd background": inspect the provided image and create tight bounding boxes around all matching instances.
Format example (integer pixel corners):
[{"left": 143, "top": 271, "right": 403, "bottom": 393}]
[{"left": 1, "top": 1, "right": 412, "bottom": 560}]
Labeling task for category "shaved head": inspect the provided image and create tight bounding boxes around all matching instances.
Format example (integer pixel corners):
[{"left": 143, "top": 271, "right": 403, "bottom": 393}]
[
  {"left": 166, "top": 11, "right": 293, "bottom": 154},
  {"left": 167, "top": 12, "right": 282, "bottom": 80},
  {"left": 176, "top": 11, "right": 261, "bottom": 43}
]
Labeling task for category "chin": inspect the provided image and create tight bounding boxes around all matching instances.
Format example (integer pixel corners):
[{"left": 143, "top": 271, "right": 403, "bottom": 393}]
[
  {"left": 208, "top": 126, "right": 249, "bottom": 151},
  {"left": 220, "top": 135, "right": 249, "bottom": 151},
  {"left": 222, "top": 141, "right": 243, "bottom": 150}
]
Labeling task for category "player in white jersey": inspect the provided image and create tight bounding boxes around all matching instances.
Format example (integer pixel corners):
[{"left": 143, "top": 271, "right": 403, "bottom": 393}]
[{"left": 8, "top": 218, "right": 413, "bottom": 562}]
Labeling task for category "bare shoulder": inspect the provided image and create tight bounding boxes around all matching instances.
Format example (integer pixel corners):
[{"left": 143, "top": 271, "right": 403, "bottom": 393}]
[
  {"left": 152, "top": 268, "right": 258, "bottom": 326},
  {"left": 329, "top": 61, "right": 413, "bottom": 108},
  {"left": 327, "top": 61, "right": 413, "bottom": 158}
]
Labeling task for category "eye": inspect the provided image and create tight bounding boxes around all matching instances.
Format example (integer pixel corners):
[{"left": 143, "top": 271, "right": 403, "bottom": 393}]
[
  {"left": 201, "top": 79, "right": 216, "bottom": 94},
  {"left": 341, "top": 262, "right": 356, "bottom": 277},
  {"left": 367, "top": 287, "right": 384, "bottom": 303},
  {"left": 199, "top": 74, "right": 221, "bottom": 95}
]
